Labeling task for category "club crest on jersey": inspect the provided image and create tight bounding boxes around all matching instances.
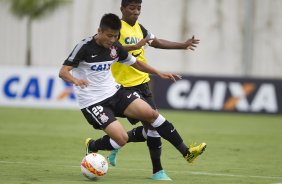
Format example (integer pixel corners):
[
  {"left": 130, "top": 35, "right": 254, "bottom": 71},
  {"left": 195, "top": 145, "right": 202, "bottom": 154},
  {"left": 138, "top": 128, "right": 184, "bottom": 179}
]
[
  {"left": 110, "top": 46, "right": 118, "bottom": 58},
  {"left": 99, "top": 113, "right": 109, "bottom": 123}
]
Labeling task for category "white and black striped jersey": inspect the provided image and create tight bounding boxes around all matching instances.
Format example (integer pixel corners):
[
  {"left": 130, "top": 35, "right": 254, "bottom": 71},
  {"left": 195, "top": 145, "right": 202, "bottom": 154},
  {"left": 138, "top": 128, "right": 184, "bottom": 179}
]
[{"left": 63, "top": 36, "right": 136, "bottom": 109}]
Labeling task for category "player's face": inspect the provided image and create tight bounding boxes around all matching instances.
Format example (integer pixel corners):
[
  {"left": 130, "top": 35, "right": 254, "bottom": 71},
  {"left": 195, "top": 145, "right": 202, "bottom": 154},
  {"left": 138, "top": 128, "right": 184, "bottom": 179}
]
[
  {"left": 121, "top": 3, "right": 141, "bottom": 25},
  {"left": 97, "top": 28, "right": 119, "bottom": 48}
]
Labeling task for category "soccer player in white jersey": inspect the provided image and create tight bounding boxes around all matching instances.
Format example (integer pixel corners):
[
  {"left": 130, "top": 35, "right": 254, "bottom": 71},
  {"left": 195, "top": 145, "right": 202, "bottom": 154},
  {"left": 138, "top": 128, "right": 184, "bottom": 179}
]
[{"left": 59, "top": 13, "right": 206, "bottom": 177}]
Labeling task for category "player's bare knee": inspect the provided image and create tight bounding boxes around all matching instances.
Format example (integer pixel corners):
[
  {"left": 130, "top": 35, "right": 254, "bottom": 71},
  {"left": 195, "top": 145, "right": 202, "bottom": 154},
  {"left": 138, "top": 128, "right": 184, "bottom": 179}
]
[
  {"left": 118, "top": 139, "right": 127, "bottom": 147},
  {"left": 146, "top": 109, "right": 159, "bottom": 123},
  {"left": 117, "top": 133, "right": 128, "bottom": 146}
]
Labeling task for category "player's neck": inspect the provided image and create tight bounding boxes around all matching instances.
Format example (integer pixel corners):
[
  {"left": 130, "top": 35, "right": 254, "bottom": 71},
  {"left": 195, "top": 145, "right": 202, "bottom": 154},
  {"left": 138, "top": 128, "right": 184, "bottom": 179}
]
[
  {"left": 122, "top": 18, "right": 136, "bottom": 27},
  {"left": 93, "top": 35, "right": 103, "bottom": 47}
]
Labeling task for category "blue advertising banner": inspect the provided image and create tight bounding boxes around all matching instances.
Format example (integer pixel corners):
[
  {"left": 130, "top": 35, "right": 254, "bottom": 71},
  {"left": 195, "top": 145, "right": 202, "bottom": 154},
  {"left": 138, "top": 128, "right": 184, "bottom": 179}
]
[
  {"left": 0, "top": 67, "right": 77, "bottom": 109},
  {"left": 1, "top": 67, "right": 281, "bottom": 114},
  {"left": 150, "top": 75, "right": 282, "bottom": 114}
]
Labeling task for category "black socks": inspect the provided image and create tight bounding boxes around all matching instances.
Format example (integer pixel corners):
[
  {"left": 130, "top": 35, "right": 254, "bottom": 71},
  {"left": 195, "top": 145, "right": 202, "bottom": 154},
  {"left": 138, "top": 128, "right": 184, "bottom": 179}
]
[
  {"left": 127, "top": 126, "right": 146, "bottom": 143},
  {"left": 89, "top": 135, "right": 114, "bottom": 151}
]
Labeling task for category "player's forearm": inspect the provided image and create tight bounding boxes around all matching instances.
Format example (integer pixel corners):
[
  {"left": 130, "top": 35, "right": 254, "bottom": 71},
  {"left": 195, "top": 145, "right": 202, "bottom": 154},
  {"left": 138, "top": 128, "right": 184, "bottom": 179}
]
[
  {"left": 123, "top": 45, "right": 139, "bottom": 52},
  {"left": 131, "top": 60, "right": 160, "bottom": 75},
  {"left": 150, "top": 39, "right": 185, "bottom": 49},
  {"left": 59, "top": 68, "right": 89, "bottom": 88},
  {"left": 123, "top": 38, "right": 148, "bottom": 51},
  {"left": 59, "top": 67, "right": 76, "bottom": 84}
]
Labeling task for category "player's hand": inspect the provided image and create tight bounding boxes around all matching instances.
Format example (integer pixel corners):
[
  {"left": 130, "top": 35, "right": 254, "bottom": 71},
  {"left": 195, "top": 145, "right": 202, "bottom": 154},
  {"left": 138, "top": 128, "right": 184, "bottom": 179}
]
[
  {"left": 136, "top": 38, "right": 153, "bottom": 49},
  {"left": 185, "top": 35, "right": 200, "bottom": 51},
  {"left": 158, "top": 72, "right": 182, "bottom": 82},
  {"left": 73, "top": 78, "right": 89, "bottom": 89}
]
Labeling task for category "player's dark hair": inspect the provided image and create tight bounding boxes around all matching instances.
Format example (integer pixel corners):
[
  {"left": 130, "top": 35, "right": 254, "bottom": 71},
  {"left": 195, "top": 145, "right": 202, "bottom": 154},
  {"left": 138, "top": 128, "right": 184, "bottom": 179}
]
[
  {"left": 121, "top": 0, "right": 142, "bottom": 7},
  {"left": 99, "top": 13, "right": 121, "bottom": 31}
]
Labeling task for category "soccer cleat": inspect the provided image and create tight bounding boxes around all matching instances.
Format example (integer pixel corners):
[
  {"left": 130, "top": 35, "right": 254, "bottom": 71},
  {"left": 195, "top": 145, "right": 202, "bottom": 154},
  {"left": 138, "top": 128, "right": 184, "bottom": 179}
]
[
  {"left": 85, "top": 138, "right": 95, "bottom": 155},
  {"left": 151, "top": 170, "right": 172, "bottom": 181},
  {"left": 107, "top": 149, "right": 119, "bottom": 166},
  {"left": 185, "top": 142, "right": 207, "bottom": 163}
]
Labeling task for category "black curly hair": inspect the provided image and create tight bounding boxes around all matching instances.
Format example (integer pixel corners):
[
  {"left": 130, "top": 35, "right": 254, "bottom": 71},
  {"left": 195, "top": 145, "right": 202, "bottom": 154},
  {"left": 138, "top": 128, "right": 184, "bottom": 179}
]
[
  {"left": 99, "top": 13, "right": 121, "bottom": 31},
  {"left": 121, "top": 0, "right": 142, "bottom": 7}
]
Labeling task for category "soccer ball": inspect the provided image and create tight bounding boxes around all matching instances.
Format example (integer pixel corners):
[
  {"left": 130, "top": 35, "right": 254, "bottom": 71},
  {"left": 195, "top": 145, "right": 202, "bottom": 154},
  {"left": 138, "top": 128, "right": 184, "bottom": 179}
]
[{"left": 80, "top": 153, "right": 108, "bottom": 180}]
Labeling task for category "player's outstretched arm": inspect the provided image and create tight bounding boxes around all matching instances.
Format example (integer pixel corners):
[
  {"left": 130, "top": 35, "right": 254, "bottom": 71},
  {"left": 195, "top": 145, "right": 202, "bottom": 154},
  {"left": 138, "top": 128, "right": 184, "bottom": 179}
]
[
  {"left": 59, "top": 65, "right": 89, "bottom": 88},
  {"left": 123, "top": 37, "right": 152, "bottom": 52},
  {"left": 150, "top": 35, "right": 200, "bottom": 51},
  {"left": 131, "top": 60, "right": 182, "bottom": 82}
]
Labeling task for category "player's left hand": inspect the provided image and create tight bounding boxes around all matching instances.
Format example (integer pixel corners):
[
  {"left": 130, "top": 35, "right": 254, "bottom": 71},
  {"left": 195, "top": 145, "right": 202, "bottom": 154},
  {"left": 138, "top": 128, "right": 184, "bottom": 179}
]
[
  {"left": 136, "top": 38, "right": 153, "bottom": 50},
  {"left": 185, "top": 35, "right": 200, "bottom": 51},
  {"left": 158, "top": 72, "right": 182, "bottom": 82}
]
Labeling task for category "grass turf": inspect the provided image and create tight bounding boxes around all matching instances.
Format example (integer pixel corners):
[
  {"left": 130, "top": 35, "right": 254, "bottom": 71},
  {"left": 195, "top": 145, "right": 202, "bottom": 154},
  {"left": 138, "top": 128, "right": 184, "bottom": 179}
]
[{"left": 0, "top": 107, "right": 282, "bottom": 184}]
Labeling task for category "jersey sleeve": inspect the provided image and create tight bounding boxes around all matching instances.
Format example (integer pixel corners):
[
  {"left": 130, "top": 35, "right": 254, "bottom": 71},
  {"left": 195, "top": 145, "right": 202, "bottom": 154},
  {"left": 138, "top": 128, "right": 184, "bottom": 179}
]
[
  {"left": 116, "top": 42, "right": 136, "bottom": 65},
  {"left": 139, "top": 23, "right": 155, "bottom": 40},
  {"left": 63, "top": 41, "right": 86, "bottom": 67},
  {"left": 139, "top": 23, "right": 155, "bottom": 46},
  {"left": 119, "top": 54, "right": 136, "bottom": 66}
]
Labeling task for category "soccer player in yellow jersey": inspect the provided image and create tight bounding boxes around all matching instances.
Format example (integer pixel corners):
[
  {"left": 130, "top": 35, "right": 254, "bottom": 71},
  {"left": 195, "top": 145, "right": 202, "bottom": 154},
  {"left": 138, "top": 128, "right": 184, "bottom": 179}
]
[{"left": 110, "top": 0, "right": 201, "bottom": 180}]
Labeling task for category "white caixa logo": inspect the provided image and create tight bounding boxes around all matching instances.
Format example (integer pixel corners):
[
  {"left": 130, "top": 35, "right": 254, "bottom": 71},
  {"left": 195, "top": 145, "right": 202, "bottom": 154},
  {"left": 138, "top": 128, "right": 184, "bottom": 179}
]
[{"left": 167, "top": 80, "right": 278, "bottom": 113}]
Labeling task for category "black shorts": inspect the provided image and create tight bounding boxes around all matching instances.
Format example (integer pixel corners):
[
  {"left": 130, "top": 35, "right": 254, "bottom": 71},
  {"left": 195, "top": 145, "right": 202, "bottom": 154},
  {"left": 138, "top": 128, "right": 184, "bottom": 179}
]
[
  {"left": 81, "top": 88, "right": 140, "bottom": 130},
  {"left": 124, "top": 82, "right": 157, "bottom": 125}
]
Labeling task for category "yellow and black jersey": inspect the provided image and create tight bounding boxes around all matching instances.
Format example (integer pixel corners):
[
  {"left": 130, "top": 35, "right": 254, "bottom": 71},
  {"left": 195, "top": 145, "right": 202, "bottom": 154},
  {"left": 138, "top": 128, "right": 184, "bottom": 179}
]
[{"left": 111, "top": 20, "right": 153, "bottom": 87}]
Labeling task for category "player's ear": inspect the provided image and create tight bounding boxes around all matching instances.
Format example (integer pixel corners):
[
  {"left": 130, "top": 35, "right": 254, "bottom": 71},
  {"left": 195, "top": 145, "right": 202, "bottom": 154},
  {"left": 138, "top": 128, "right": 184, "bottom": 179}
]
[
  {"left": 98, "top": 28, "right": 102, "bottom": 34},
  {"left": 120, "top": 6, "right": 124, "bottom": 13}
]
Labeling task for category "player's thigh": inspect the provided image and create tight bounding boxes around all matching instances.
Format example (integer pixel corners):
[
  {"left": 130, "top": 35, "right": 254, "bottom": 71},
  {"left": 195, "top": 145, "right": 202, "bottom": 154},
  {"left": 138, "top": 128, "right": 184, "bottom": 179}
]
[
  {"left": 103, "top": 120, "right": 128, "bottom": 146},
  {"left": 143, "top": 95, "right": 157, "bottom": 110},
  {"left": 123, "top": 98, "right": 159, "bottom": 123}
]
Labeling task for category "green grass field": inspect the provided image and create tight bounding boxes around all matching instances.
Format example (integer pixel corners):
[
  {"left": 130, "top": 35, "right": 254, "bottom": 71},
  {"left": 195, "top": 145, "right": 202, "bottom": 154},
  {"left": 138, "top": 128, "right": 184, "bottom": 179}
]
[{"left": 0, "top": 107, "right": 282, "bottom": 184}]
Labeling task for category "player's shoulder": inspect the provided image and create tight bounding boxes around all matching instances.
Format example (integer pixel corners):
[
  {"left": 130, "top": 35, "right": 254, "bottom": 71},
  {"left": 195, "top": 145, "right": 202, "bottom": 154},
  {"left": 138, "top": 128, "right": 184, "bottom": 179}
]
[
  {"left": 137, "top": 22, "right": 148, "bottom": 38},
  {"left": 78, "top": 36, "right": 92, "bottom": 43},
  {"left": 113, "top": 41, "right": 128, "bottom": 56},
  {"left": 77, "top": 37, "right": 93, "bottom": 48},
  {"left": 138, "top": 22, "right": 145, "bottom": 29}
]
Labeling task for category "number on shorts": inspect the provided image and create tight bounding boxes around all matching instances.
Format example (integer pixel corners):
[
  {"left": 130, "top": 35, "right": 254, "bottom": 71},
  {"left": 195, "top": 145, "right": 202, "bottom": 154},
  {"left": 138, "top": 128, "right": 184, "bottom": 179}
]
[
  {"left": 133, "top": 92, "right": 140, "bottom": 98},
  {"left": 91, "top": 105, "right": 103, "bottom": 116}
]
